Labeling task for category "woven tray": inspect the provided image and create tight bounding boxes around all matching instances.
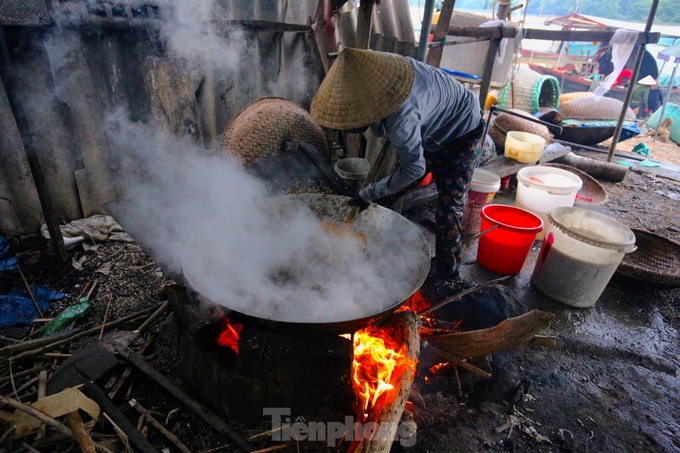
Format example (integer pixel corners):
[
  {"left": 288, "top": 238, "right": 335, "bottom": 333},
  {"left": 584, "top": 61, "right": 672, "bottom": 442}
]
[
  {"left": 615, "top": 229, "right": 680, "bottom": 290},
  {"left": 544, "top": 163, "right": 608, "bottom": 205},
  {"left": 221, "top": 97, "right": 329, "bottom": 167},
  {"left": 559, "top": 96, "right": 636, "bottom": 121}
]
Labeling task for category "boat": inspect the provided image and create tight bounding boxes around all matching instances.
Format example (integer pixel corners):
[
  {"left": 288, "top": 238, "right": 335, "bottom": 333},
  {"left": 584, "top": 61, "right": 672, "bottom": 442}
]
[{"left": 528, "top": 63, "right": 680, "bottom": 104}]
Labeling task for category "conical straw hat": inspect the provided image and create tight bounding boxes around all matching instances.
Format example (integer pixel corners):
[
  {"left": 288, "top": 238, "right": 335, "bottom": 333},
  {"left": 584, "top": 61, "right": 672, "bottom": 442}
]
[
  {"left": 310, "top": 48, "right": 414, "bottom": 130},
  {"left": 637, "top": 75, "right": 657, "bottom": 86}
]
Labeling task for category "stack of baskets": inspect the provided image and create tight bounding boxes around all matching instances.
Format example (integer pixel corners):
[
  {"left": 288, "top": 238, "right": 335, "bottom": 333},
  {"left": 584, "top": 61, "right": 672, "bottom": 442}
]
[{"left": 221, "top": 97, "right": 329, "bottom": 166}]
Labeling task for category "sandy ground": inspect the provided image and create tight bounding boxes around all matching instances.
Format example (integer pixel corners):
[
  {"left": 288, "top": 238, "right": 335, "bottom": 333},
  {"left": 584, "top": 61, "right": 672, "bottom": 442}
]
[{"left": 602, "top": 127, "right": 680, "bottom": 166}]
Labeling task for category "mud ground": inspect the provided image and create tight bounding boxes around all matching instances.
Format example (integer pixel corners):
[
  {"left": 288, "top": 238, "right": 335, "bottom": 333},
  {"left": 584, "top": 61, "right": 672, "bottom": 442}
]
[{"left": 405, "top": 150, "right": 680, "bottom": 453}]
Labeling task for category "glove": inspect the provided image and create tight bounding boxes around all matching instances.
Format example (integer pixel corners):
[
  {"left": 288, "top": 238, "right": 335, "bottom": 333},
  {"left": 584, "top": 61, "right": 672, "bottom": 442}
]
[{"left": 348, "top": 195, "right": 370, "bottom": 212}]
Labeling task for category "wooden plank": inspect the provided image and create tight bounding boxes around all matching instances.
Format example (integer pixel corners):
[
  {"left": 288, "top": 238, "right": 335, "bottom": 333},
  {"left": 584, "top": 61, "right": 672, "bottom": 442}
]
[
  {"left": 426, "top": 0, "right": 457, "bottom": 68},
  {"left": 446, "top": 26, "right": 660, "bottom": 44},
  {"left": 4, "top": 387, "right": 101, "bottom": 438},
  {"left": 356, "top": 0, "right": 375, "bottom": 49}
]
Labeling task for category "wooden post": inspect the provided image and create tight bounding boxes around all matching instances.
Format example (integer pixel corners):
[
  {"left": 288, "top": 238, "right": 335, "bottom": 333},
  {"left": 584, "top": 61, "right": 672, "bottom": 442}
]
[
  {"left": 0, "top": 27, "right": 67, "bottom": 264},
  {"left": 478, "top": 0, "right": 511, "bottom": 110},
  {"left": 426, "top": 0, "right": 457, "bottom": 68},
  {"left": 356, "top": 0, "right": 375, "bottom": 50}
]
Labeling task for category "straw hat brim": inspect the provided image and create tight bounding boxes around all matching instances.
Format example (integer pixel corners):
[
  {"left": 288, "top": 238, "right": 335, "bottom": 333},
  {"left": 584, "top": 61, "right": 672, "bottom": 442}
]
[
  {"left": 310, "top": 48, "right": 414, "bottom": 130},
  {"left": 637, "top": 75, "right": 657, "bottom": 86}
]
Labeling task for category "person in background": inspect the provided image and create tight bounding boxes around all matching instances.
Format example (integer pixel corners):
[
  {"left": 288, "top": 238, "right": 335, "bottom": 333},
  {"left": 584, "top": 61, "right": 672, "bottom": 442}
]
[
  {"left": 310, "top": 48, "right": 485, "bottom": 280},
  {"left": 588, "top": 68, "right": 602, "bottom": 92},
  {"left": 647, "top": 79, "right": 664, "bottom": 115},
  {"left": 631, "top": 75, "right": 657, "bottom": 118},
  {"left": 615, "top": 68, "right": 633, "bottom": 87}
]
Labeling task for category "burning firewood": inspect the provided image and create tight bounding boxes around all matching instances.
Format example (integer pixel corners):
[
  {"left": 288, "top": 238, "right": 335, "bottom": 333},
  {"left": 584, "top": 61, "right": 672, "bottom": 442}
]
[{"left": 349, "top": 310, "right": 420, "bottom": 453}]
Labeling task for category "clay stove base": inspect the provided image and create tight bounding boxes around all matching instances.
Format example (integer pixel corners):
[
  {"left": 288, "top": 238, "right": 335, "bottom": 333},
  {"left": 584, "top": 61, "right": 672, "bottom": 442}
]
[{"left": 165, "top": 284, "right": 355, "bottom": 427}]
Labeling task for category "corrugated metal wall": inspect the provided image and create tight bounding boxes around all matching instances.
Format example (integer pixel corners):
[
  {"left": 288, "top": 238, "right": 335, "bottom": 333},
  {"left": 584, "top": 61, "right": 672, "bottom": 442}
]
[{"left": 0, "top": 0, "right": 415, "bottom": 238}]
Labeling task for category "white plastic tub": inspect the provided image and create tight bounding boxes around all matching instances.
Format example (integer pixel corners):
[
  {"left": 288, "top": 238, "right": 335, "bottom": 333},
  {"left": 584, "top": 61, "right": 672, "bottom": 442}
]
[
  {"left": 514, "top": 165, "right": 583, "bottom": 239},
  {"left": 531, "top": 207, "right": 636, "bottom": 308}
]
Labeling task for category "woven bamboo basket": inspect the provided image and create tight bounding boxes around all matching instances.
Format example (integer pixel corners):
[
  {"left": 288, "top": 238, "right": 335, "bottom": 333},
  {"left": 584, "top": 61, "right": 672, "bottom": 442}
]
[
  {"left": 559, "top": 96, "right": 636, "bottom": 121},
  {"left": 615, "top": 229, "right": 680, "bottom": 290},
  {"left": 220, "top": 97, "right": 329, "bottom": 167},
  {"left": 559, "top": 91, "right": 593, "bottom": 104},
  {"left": 498, "top": 68, "right": 560, "bottom": 114},
  {"left": 488, "top": 109, "right": 551, "bottom": 150}
]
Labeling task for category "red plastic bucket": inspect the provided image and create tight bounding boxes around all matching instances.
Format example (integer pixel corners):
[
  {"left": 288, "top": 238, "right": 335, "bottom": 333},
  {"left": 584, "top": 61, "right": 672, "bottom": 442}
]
[{"left": 476, "top": 205, "right": 544, "bottom": 275}]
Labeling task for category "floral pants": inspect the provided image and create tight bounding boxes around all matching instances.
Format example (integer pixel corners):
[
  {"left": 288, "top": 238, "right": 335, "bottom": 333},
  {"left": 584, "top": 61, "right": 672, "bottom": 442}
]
[{"left": 425, "top": 122, "right": 485, "bottom": 275}]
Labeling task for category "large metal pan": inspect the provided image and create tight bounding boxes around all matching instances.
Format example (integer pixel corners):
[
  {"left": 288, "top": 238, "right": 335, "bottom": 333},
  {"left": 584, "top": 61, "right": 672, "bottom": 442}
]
[{"left": 181, "top": 194, "right": 431, "bottom": 335}]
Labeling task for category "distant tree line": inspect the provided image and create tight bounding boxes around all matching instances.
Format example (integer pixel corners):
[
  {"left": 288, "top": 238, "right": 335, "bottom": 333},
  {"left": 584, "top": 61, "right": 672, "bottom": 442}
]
[{"left": 444, "top": 0, "right": 680, "bottom": 25}]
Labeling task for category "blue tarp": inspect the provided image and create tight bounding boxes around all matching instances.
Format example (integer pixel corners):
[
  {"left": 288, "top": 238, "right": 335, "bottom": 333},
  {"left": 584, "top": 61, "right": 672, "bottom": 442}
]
[
  {"left": 0, "top": 234, "right": 65, "bottom": 327},
  {"left": 0, "top": 287, "right": 65, "bottom": 328},
  {"left": 0, "top": 236, "right": 17, "bottom": 271}
]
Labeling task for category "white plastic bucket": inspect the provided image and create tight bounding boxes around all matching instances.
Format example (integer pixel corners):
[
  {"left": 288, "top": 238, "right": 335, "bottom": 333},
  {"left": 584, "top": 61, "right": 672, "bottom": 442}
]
[
  {"left": 514, "top": 165, "right": 583, "bottom": 240},
  {"left": 334, "top": 158, "right": 371, "bottom": 193},
  {"left": 504, "top": 131, "right": 546, "bottom": 163},
  {"left": 463, "top": 169, "right": 501, "bottom": 234},
  {"left": 531, "top": 207, "right": 636, "bottom": 308}
]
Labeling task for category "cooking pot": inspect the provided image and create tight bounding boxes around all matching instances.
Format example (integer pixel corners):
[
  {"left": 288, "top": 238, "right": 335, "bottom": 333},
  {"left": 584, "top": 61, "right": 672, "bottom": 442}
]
[{"left": 181, "top": 194, "right": 431, "bottom": 335}]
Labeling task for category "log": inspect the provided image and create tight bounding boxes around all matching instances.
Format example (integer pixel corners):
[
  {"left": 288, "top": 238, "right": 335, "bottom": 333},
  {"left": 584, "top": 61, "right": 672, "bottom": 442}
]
[
  {"left": 555, "top": 152, "right": 628, "bottom": 182},
  {"left": 79, "top": 379, "right": 159, "bottom": 453},
  {"left": 350, "top": 310, "right": 420, "bottom": 453},
  {"left": 423, "top": 310, "right": 555, "bottom": 361}
]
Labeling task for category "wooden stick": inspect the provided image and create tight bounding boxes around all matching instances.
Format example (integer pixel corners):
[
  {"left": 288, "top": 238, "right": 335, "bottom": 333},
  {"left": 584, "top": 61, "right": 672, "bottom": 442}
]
[
  {"left": 79, "top": 379, "right": 159, "bottom": 453},
  {"left": 136, "top": 301, "right": 169, "bottom": 334},
  {"left": 0, "top": 330, "right": 79, "bottom": 357},
  {"left": 37, "top": 371, "right": 47, "bottom": 439},
  {"left": 16, "top": 264, "right": 43, "bottom": 318},
  {"left": 418, "top": 276, "right": 510, "bottom": 315},
  {"left": 0, "top": 395, "right": 114, "bottom": 453},
  {"left": 8, "top": 304, "right": 159, "bottom": 361},
  {"left": 22, "top": 441, "right": 42, "bottom": 453},
  {"left": 530, "top": 335, "right": 557, "bottom": 348},
  {"left": 108, "top": 334, "right": 155, "bottom": 400},
  {"left": 0, "top": 426, "right": 16, "bottom": 445},
  {"left": 422, "top": 342, "right": 493, "bottom": 379},
  {"left": 129, "top": 399, "right": 192, "bottom": 453},
  {"left": 99, "top": 295, "right": 113, "bottom": 340},
  {"left": 0, "top": 365, "right": 44, "bottom": 384},
  {"left": 120, "top": 349, "right": 256, "bottom": 452},
  {"left": 67, "top": 411, "right": 97, "bottom": 453},
  {"left": 251, "top": 446, "right": 287, "bottom": 453},
  {"left": 7, "top": 375, "right": 40, "bottom": 398},
  {"left": 43, "top": 353, "right": 73, "bottom": 359}
]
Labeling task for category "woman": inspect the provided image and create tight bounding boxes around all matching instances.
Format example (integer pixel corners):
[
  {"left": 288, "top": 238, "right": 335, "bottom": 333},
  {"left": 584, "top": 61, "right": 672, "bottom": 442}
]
[{"left": 310, "top": 48, "right": 485, "bottom": 280}]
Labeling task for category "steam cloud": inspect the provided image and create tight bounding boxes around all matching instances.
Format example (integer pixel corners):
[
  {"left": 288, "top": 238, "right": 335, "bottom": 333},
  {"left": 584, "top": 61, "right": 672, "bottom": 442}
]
[
  {"left": 34, "top": 0, "right": 427, "bottom": 325},
  {"left": 106, "top": 110, "right": 427, "bottom": 324}
]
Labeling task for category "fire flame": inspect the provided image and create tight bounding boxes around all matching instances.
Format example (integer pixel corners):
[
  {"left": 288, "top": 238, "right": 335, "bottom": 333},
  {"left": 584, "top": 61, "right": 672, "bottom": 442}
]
[
  {"left": 400, "top": 288, "right": 431, "bottom": 313},
  {"left": 217, "top": 317, "right": 243, "bottom": 354},
  {"left": 351, "top": 325, "right": 415, "bottom": 421}
]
